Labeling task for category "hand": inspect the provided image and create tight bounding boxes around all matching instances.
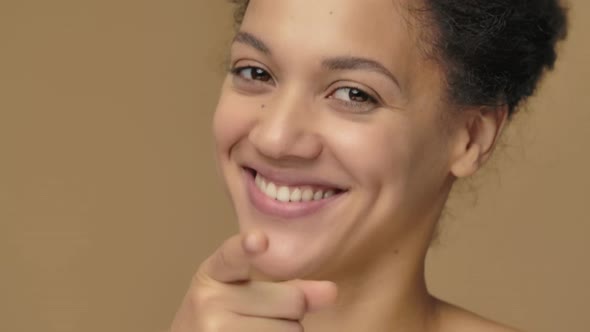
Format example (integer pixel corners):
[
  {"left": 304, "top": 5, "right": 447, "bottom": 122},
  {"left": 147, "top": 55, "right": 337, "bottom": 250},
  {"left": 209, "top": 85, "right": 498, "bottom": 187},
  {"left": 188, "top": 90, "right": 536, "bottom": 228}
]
[{"left": 169, "top": 231, "right": 338, "bottom": 331}]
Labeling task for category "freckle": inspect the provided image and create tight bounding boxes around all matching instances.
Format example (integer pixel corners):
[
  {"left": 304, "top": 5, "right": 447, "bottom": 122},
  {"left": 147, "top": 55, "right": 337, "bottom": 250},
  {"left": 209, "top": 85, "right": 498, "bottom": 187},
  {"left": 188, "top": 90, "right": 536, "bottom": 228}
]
[
  {"left": 394, "top": 249, "right": 400, "bottom": 255},
  {"left": 261, "top": 104, "right": 266, "bottom": 109},
  {"left": 329, "top": 11, "right": 333, "bottom": 15}
]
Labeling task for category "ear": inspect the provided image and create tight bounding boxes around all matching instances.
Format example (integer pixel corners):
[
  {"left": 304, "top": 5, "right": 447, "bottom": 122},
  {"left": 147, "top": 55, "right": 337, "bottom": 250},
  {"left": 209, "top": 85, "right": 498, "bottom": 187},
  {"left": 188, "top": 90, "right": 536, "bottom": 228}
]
[{"left": 450, "top": 105, "right": 509, "bottom": 178}]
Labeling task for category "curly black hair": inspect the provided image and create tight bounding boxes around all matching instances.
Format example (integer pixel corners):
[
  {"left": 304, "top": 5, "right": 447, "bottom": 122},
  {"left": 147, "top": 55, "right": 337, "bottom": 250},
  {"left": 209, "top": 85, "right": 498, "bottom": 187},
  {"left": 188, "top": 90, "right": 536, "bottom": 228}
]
[{"left": 229, "top": 0, "right": 568, "bottom": 116}]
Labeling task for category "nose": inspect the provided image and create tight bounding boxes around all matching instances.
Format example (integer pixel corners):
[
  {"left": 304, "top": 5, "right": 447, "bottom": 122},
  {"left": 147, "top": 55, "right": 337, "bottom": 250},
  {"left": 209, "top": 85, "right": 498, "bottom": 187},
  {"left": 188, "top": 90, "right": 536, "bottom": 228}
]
[{"left": 248, "top": 89, "right": 322, "bottom": 161}]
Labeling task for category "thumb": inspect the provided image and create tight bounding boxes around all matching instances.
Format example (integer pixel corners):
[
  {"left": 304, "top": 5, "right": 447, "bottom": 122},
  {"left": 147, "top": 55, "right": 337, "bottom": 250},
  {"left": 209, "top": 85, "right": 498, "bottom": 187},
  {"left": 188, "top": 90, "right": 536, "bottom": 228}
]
[{"left": 286, "top": 279, "right": 338, "bottom": 312}]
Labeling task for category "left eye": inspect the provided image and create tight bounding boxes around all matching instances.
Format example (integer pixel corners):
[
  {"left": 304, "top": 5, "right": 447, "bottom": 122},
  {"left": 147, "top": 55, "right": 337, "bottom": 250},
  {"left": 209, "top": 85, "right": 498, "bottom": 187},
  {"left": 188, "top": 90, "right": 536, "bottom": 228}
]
[
  {"left": 331, "top": 87, "right": 377, "bottom": 104},
  {"left": 232, "top": 66, "right": 273, "bottom": 82}
]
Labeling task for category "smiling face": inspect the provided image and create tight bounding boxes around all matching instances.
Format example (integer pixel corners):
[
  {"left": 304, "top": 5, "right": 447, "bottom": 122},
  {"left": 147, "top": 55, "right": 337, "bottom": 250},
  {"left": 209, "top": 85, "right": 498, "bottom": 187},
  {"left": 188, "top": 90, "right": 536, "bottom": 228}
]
[{"left": 213, "top": 0, "right": 464, "bottom": 280}]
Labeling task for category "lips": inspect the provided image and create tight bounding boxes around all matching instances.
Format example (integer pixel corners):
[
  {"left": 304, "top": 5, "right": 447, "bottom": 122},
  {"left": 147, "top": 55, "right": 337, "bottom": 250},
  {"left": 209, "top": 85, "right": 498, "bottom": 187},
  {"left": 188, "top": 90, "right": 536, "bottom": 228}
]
[{"left": 242, "top": 167, "right": 347, "bottom": 219}]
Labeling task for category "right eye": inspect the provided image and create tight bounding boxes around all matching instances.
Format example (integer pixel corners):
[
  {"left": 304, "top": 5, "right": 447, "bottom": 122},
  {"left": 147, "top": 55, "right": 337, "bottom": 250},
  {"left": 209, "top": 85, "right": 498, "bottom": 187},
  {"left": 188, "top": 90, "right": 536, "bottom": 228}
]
[{"left": 230, "top": 66, "right": 274, "bottom": 83}]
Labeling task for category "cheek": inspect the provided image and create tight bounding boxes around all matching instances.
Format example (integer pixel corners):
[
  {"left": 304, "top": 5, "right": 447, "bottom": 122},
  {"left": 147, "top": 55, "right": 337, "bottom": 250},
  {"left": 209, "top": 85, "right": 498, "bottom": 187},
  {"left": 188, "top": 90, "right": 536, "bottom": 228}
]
[
  {"left": 320, "top": 118, "right": 415, "bottom": 256},
  {"left": 213, "top": 87, "right": 256, "bottom": 158},
  {"left": 329, "top": 116, "right": 413, "bottom": 190},
  {"left": 398, "top": 116, "right": 454, "bottom": 216}
]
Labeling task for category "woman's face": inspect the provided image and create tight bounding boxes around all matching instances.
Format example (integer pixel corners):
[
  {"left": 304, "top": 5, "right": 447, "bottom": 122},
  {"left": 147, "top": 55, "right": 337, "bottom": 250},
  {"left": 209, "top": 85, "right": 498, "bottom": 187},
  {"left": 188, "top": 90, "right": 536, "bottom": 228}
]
[{"left": 214, "top": 0, "right": 457, "bottom": 280}]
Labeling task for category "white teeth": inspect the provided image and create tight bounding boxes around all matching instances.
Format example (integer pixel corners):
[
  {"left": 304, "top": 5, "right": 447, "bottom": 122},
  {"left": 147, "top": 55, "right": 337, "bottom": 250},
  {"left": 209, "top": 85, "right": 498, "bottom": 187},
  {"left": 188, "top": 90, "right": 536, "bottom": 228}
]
[
  {"left": 255, "top": 173, "right": 266, "bottom": 191},
  {"left": 313, "top": 190, "right": 324, "bottom": 201},
  {"left": 276, "top": 186, "right": 291, "bottom": 202},
  {"left": 301, "top": 188, "right": 314, "bottom": 202},
  {"left": 253, "top": 172, "right": 339, "bottom": 203},
  {"left": 290, "top": 188, "right": 302, "bottom": 202},
  {"left": 265, "top": 182, "right": 277, "bottom": 199}
]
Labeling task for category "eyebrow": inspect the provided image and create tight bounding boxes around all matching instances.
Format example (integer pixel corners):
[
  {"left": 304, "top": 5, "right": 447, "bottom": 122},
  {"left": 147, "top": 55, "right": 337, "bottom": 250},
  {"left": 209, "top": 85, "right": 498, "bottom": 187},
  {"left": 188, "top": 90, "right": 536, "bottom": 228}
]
[
  {"left": 322, "top": 57, "right": 401, "bottom": 89},
  {"left": 233, "top": 31, "right": 271, "bottom": 55},
  {"left": 232, "top": 31, "right": 400, "bottom": 89}
]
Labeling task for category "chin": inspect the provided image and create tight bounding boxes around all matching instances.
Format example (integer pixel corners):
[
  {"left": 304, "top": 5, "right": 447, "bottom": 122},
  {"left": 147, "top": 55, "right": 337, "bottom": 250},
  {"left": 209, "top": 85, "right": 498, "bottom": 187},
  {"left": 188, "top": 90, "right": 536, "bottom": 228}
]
[
  {"left": 250, "top": 252, "right": 318, "bottom": 281},
  {"left": 237, "top": 220, "right": 328, "bottom": 280}
]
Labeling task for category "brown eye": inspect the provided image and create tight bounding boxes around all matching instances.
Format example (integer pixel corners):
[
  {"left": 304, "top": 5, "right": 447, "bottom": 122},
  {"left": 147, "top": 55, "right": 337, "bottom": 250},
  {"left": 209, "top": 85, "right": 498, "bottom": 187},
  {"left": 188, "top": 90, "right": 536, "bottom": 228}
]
[
  {"left": 232, "top": 66, "right": 273, "bottom": 82},
  {"left": 332, "top": 87, "right": 376, "bottom": 104}
]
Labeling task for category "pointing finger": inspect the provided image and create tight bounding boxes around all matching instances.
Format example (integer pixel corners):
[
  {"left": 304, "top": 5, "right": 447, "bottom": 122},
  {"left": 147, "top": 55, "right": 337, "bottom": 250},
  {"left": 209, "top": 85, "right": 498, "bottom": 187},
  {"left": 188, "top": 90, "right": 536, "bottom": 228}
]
[{"left": 199, "top": 231, "right": 268, "bottom": 283}]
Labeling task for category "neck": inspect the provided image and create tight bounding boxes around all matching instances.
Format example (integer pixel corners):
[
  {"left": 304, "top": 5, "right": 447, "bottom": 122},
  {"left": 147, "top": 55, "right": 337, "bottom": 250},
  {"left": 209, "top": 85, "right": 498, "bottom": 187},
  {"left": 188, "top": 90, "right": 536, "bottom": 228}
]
[{"left": 304, "top": 262, "right": 437, "bottom": 332}]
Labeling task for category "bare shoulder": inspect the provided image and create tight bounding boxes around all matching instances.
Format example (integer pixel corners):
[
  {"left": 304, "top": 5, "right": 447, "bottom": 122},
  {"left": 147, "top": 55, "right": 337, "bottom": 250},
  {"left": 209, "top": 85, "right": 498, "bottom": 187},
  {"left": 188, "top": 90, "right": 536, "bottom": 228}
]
[{"left": 434, "top": 300, "right": 522, "bottom": 332}]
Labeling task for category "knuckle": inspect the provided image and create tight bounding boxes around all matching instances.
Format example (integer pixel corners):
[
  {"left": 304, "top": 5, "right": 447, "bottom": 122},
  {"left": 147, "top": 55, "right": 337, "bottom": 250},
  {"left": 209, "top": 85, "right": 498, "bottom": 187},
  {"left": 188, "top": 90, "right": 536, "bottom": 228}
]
[
  {"left": 199, "top": 315, "right": 230, "bottom": 332},
  {"left": 189, "top": 295, "right": 237, "bottom": 332},
  {"left": 193, "top": 267, "right": 216, "bottom": 287},
  {"left": 188, "top": 279, "right": 222, "bottom": 310},
  {"left": 285, "top": 287, "right": 307, "bottom": 319},
  {"left": 216, "top": 241, "right": 232, "bottom": 270},
  {"left": 194, "top": 289, "right": 215, "bottom": 309},
  {"left": 217, "top": 237, "right": 239, "bottom": 272}
]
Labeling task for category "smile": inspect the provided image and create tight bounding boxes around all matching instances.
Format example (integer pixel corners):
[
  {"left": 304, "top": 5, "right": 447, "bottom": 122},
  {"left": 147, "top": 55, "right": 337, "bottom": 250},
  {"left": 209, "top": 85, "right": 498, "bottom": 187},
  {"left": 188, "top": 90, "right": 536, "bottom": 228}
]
[
  {"left": 242, "top": 167, "right": 347, "bottom": 219},
  {"left": 255, "top": 172, "right": 340, "bottom": 202}
]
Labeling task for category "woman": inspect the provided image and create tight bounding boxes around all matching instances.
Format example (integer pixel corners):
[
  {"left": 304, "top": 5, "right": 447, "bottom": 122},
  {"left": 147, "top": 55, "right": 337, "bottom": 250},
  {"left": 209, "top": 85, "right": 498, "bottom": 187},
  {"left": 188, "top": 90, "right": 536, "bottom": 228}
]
[{"left": 170, "top": 0, "right": 567, "bottom": 331}]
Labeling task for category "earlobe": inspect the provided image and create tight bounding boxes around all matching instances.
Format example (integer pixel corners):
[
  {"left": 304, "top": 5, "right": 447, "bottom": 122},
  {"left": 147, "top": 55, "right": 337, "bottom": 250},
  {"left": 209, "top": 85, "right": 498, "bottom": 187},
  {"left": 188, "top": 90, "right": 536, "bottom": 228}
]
[
  {"left": 451, "top": 143, "right": 481, "bottom": 178},
  {"left": 450, "top": 105, "right": 508, "bottom": 178}
]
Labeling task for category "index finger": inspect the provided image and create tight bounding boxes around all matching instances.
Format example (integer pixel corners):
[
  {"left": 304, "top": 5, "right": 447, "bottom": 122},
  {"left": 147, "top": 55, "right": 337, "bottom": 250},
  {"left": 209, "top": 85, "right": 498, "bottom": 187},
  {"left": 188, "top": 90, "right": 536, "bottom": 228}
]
[{"left": 199, "top": 231, "right": 268, "bottom": 283}]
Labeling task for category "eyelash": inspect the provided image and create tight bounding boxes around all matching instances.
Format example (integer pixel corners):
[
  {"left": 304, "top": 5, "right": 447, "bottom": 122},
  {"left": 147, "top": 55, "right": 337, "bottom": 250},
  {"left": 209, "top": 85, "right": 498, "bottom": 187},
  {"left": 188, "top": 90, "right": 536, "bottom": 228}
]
[
  {"left": 229, "top": 65, "right": 380, "bottom": 111},
  {"left": 230, "top": 66, "right": 274, "bottom": 84}
]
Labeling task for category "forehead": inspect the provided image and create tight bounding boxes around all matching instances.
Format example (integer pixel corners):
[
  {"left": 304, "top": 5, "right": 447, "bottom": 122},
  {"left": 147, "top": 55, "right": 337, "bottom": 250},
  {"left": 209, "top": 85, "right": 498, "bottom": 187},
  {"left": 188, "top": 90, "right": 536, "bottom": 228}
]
[{"left": 241, "top": 0, "right": 422, "bottom": 83}]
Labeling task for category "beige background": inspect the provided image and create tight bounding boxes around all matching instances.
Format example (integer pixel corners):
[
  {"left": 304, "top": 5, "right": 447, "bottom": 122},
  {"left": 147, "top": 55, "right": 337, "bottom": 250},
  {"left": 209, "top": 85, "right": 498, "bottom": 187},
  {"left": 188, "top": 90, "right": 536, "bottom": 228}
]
[{"left": 1, "top": 1, "right": 588, "bottom": 331}]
